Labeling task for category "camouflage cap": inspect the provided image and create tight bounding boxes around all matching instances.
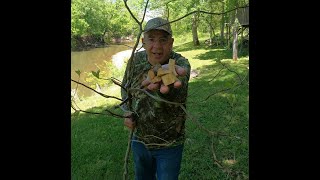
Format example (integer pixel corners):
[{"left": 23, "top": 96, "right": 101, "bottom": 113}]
[{"left": 144, "top": 17, "right": 172, "bottom": 35}]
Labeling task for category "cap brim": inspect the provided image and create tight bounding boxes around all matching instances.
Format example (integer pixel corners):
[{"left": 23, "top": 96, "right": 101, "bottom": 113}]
[{"left": 145, "top": 27, "right": 172, "bottom": 35}]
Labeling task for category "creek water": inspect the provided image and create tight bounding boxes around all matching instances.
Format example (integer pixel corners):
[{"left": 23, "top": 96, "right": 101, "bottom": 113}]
[{"left": 71, "top": 43, "right": 139, "bottom": 99}]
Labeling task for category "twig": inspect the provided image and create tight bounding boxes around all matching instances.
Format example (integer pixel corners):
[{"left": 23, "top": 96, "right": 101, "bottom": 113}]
[
  {"left": 131, "top": 140, "right": 174, "bottom": 147},
  {"left": 71, "top": 76, "right": 81, "bottom": 102},
  {"left": 71, "top": 79, "right": 123, "bottom": 101},
  {"left": 218, "top": 61, "right": 242, "bottom": 83},
  {"left": 211, "top": 138, "right": 247, "bottom": 179},
  {"left": 203, "top": 79, "right": 246, "bottom": 101},
  {"left": 71, "top": 102, "right": 126, "bottom": 118},
  {"left": 187, "top": 65, "right": 225, "bottom": 98},
  {"left": 129, "top": 88, "right": 184, "bottom": 105},
  {"left": 123, "top": 130, "right": 133, "bottom": 180},
  {"left": 142, "top": 5, "right": 249, "bottom": 32},
  {"left": 110, "top": 77, "right": 126, "bottom": 91},
  {"left": 180, "top": 105, "right": 219, "bottom": 136},
  {"left": 140, "top": 135, "right": 170, "bottom": 144},
  {"left": 211, "top": 138, "right": 233, "bottom": 175}
]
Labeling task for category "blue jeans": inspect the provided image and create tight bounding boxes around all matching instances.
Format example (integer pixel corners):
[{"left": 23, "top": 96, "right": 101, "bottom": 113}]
[{"left": 131, "top": 137, "right": 184, "bottom": 180}]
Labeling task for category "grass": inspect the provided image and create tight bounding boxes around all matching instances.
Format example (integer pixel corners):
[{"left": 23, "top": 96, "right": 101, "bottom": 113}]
[{"left": 71, "top": 38, "right": 249, "bottom": 180}]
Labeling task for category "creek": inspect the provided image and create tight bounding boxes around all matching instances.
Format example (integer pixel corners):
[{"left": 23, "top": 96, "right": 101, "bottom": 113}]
[{"left": 71, "top": 43, "right": 139, "bottom": 99}]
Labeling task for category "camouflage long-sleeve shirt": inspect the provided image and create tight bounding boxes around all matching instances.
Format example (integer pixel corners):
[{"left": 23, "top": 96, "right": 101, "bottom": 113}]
[{"left": 121, "top": 50, "right": 191, "bottom": 149}]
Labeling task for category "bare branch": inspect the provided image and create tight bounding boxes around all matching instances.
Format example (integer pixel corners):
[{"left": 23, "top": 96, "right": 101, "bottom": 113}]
[
  {"left": 123, "top": 0, "right": 139, "bottom": 24},
  {"left": 204, "top": 73, "right": 248, "bottom": 102},
  {"left": 110, "top": 77, "right": 127, "bottom": 91},
  {"left": 123, "top": 130, "right": 133, "bottom": 180},
  {"left": 71, "top": 106, "right": 126, "bottom": 118},
  {"left": 115, "top": 97, "right": 129, "bottom": 108},
  {"left": 188, "top": 66, "right": 225, "bottom": 98},
  {"left": 121, "top": 1, "right": 150, "bottom": 179},
  {"left": 71, "top": 76, "right": 81, "bottom": 102},
  {"left": 71, "top": 79, "right": 123, "bottom": 101},
  {"left": 179, "top": 105, "right": 219, "bottom": 136},
  {"left": 140, "top": 0, "right": 149, "bottom": 24},
  {"left": 118, "top": 103, "right": 134, "bottom": 114},
  {"left": 131, "top": 139, "right": 174, "bottom": 147},
  {"left": 71, "top": 98, "right": 82, "bottom": 110},
  {"left": 188, "top": 62, "right": 248, "bottom": 102},
  {"left": 218, "top": 61, "right": 242, "bottom": 83},
  {"left": 141, "top": 135, "right": 170, "bottom": 144},
  {"left": 71, "top": 100, "right": 126, "bottom": 118},
  {"left": 104, "top": 109, "right": 128, "bottom": 118},
  {"left": 211, "top": 138, "right": 247, "bottom": 179},
  {"left": 208, "top": 66, "right": 225, "bottom": 83},
  {"left": 129, "top": 88, "right": 184, "bottom": 105},
  {"left": 142, "top": 5, "right": 249, "bottom": 33}
]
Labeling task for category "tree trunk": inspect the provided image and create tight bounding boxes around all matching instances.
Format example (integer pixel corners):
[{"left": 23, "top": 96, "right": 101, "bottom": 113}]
[
  {"left": 205, "top": 17, "right": 214, "bottom": 46},
  {"left": 232, "top": 25, "right": 238, "bottom": 61},
  {"left": 227, "top": 24, "right": 230, "bottom": 48},
  {"left": 239, "top": 27, "right": 244, "bottom": 53},
  {"left": 209, "top": 25, "right": 213, "bottom": 46},
  {"left": 192, "top": 14, "right": 200, "bottom": 46},
  {"left": 208, "top": 2, "right": 214, "bottom": 46},
  {"left": 220, "top": 1, "right": 225, "bottom": 45},
  {"left": 228, "top": 7, "right": 236, "bottom": 49}
]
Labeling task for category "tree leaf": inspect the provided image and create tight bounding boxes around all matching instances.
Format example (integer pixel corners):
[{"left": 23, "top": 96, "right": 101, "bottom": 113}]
[
  {"left": 92, "top": 69, "right": 100, "bottom": 78},
  {"left": 75, "top": 70, "right": 81, "bottom": 76}
]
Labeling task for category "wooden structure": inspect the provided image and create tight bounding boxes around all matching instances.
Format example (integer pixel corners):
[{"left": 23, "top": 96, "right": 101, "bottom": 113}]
[
  {"left": 236, "top": 6, "right": 249, "bottom": 27},
  {"left": 234, "top": 6, "right": 249, "bottom": 60}
]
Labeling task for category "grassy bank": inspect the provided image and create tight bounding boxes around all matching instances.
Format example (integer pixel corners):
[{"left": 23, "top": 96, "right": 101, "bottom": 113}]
[{"left": 71, "top": 39, "right": 249, "bottom": 179}]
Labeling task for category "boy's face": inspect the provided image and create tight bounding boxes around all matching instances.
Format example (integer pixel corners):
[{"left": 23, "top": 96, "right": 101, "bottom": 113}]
[{"left": 142, "top": 30, "right": 174, "bottom": 65}]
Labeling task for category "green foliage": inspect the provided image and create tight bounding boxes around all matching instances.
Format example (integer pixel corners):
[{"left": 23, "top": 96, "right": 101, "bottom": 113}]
[{"left": 71, "top": 0, "right": 140, "bottom": 49}]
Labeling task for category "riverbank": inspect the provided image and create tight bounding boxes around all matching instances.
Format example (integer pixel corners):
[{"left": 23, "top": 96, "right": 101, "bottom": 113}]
[{"left": 72, "top": 37, "right": 135, "bottom": 52}]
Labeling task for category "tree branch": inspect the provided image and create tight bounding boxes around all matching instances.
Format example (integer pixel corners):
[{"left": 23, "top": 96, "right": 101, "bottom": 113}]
[
  {"left": 71, "top": 102, "right": 126, "bottom": 118},
  {"left": 142, "top": 5, "right": 249, "bottom": 33},
  {"left": 129, "top": 88, "right": 184, "bottom": 105},
  {"left": 121, "top": 1, "right": 150, "bottom": 180},
  {"left": 71, "top": 79, "right": 123, "bottom": 101}
]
